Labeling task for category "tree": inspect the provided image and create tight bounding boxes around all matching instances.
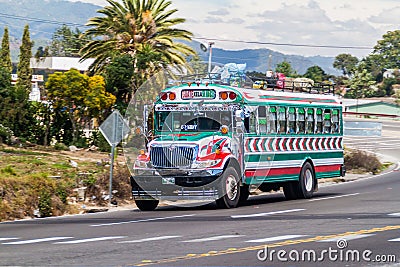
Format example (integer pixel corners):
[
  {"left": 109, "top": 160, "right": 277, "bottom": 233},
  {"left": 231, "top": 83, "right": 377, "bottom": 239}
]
[
  {"left": 345, "top": 64, "right": 376, "bottom": 99},
  {"left": 46, "top": 69, "right": 116, "bottom": 144},
  {"left": 275, "top": 61, "right": 296, "bottom": 77},
  {"left": 0, "top": 27, "right": 12, "bottom": 74},
  {"left": 16, "top": 25, "right": 33, "bottom": 92},
  {"left": 361, "top": 54, "right": 384, "bottom": 82},
  {"left": 188, "top": 54, "right": 207, "bottom": 75},
  {"left": 303, "top": 65, "right": 327, "bottom": 82},
  {"left": 333, "top": 53, "right": 359, "bottom": 76},
  {"left": 103, "top": 54, "right": 135, "bottom": 107},
  {"left": 50, "top": 25, "right": 88, "bottom": 57},
  {"left": 372, "top": 30, "right": 400, "bottom": 69},
  {"left": 80, "top": 0, "right": 195, "bottom": 96}
]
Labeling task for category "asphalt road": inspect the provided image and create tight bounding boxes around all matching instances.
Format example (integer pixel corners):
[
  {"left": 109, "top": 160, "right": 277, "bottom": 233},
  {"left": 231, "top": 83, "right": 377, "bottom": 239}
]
[{"left": 1, "top": 119, "right": 400, "bottom": 267}]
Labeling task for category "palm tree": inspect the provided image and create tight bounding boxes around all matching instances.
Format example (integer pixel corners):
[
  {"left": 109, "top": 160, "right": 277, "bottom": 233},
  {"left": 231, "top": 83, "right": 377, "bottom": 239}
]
[{"left": 80, "top": 0, "right": 195, "bottom": 88}]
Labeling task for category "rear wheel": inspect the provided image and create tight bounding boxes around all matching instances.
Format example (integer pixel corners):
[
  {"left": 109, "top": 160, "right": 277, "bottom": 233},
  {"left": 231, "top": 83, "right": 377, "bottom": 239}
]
[
  {"left": 135, "top": 199, "right": 159, "bottom": 211},
  {"left": 298, "top": 162, "right": 315, "bottom": 199},
  {"left": 216, "top": 167, "right": 241, "bottom": 208},
  {"left": 283, "top": 162, "right": 315, "bottom": 200}
]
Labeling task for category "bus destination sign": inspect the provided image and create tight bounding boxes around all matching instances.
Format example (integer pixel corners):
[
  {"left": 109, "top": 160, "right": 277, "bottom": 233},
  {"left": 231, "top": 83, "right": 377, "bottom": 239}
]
[{"left": 181, "top": 89, "right": 216, "bottom": 100}]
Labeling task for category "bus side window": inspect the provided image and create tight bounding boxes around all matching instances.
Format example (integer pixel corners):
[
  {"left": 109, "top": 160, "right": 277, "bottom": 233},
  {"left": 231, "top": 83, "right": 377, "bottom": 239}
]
[
  {"left": 316, "top": 108, "right": 323, "bottom": 134},
  {"left": 307, "top": 108, "right": 315, "bottom": 134},
  {"left": 324, "top": 109, "right": 332, "bottom": 133},
  {"left": 258, "top": 106, "right": 267, "bottom": 134},
  {"left": 268, "top": 106, "right": 277, "bottom": 133},
  {"left": 288, "top": 107, "right": 296, "bottom": 134},
  {"left": 332, "top": 109, "right": 340, "bottom": 133},
  {"left": 297, "top": 108, "right": 305, "bottom": 134},
  {"left": 277, "top": 107, "right": 286, "bottom": 134}
]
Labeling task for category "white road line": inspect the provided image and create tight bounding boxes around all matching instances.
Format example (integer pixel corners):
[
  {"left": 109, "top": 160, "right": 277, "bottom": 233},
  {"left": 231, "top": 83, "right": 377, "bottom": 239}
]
[
  {"left": 388, "top": 213, "right": 400, "bottom": 217},
  {"left": 308, "top": 193, "right": 360, "bottom": 202},
  {"left": 3, "top": 237, "right": 73, "bottom": 245},
  {"left": 118, "top": 236, "right": 181, "bottom": 243},
  {"left": 388, "top": 238, "right": 400, "bottom": 242},
  {"left": 231, "top": 209, "right": 305, "bottom": 219},
  {"left": 394, "top": 163, "right": 400, "bottom": 171},
  {"left": 182, "top": 235, "right": 243, "bottom": 243},
  {"left": 246, "top": 235, "right": 305, "bottom": 243},
  {"left": 0, "top": 238, "right": 19, "bottom": 241},
  {"left": 54, "top": 236, "right": 126, "bottom": 244},
  {"left": 91, "top": 214, "right": 196, "bottom": 227},
  {"left": 318, "top": 234, "right": 374, "bottom": 242}
]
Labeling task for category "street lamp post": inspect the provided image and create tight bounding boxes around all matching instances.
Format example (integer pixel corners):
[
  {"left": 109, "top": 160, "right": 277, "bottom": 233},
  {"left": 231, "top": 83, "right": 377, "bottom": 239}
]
[{"left": 207, "top": 42, "right": 215, "bottom": 75}]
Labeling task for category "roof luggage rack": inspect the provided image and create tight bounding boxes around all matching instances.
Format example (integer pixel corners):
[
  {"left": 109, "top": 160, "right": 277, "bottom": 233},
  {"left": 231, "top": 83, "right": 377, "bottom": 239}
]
[{"left": 251, "top": 77, "right": 335, "bottom": 96}]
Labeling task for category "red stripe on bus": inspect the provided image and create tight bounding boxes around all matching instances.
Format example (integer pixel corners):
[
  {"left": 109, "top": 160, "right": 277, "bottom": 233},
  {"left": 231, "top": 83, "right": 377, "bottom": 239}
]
[
  {"left": 245, "top": 167, "right": 301, "bottom": 177},
  {"left": 315, "top": 164, "right": 341, "bottom": 172},
  {"left": 245, "top": 164, "right": 341, "bottom": 177}
]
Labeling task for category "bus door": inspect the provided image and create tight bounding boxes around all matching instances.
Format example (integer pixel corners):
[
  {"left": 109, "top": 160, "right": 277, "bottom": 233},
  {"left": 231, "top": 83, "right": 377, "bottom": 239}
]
[{"left": 232, "top": 109, "right": 245, "bottom": 180}]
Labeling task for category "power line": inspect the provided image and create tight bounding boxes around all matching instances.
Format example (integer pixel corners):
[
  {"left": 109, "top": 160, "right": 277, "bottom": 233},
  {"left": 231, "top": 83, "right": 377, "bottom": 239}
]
[
  {"left": 194, "top": 37, "right": 373, "bottom": 50},
  {"left": 0, "top": 11, "right": 374, "bottom": 51},
  {"left": 0, "top": 12, "right": 87, "bottom": 28}
]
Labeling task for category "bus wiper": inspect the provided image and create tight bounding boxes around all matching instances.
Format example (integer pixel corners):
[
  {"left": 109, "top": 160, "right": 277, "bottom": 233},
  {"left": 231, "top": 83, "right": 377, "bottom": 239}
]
[{"left": 192, "top": 100, "right": 204, "bottom": 116}]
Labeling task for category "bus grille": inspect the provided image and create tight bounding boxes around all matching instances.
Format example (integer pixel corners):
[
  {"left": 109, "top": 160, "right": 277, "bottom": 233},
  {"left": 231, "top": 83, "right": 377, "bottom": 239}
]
[{"left": 150, "top": 145, "right": 197, "bottom": 168}]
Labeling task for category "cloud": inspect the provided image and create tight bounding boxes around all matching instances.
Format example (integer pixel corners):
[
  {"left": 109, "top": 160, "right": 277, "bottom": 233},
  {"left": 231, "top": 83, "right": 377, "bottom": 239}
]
[
  {"left": 369, "top": 7, "right": 400, "bottom": 24},
  {"left": 208, "top": 8, "right": 230, "bottom": 16}
]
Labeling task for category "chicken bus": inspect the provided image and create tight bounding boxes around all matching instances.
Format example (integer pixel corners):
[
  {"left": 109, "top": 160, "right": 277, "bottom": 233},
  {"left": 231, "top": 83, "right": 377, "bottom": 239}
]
[{"left": 130, "top": 79, "right": 345, "bottom": 211}]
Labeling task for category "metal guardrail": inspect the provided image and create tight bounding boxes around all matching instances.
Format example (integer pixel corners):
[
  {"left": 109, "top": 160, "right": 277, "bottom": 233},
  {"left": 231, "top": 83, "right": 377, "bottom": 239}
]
[
  {"left": 344, "top": 111, "right": 399, "bottom": 118},
  {"left": 344, "top": 121, "right": 382, "bottom": 137}
]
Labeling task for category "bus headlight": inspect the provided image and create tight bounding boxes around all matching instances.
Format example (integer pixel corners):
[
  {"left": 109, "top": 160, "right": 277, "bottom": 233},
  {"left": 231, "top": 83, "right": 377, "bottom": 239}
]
[{"left": 191, "top": 159, "right": 221, "bottom": 169}]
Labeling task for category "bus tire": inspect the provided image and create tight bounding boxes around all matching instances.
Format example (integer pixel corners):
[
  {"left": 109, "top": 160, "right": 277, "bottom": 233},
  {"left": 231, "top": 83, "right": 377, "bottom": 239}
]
[
  {"left": 135, "top": 199, "right": 159, "bottom": 211},
  {"left": 216, "top": 167, "right": 241, "bottom": 209},
  {"left": 297, "top": 162, "right": 315, "bottom": 199}
]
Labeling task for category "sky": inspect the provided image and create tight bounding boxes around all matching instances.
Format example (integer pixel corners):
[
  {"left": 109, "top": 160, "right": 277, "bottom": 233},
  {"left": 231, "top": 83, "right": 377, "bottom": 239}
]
[{"left": 69, "top": 0, "right": 399, "bottom": 58}]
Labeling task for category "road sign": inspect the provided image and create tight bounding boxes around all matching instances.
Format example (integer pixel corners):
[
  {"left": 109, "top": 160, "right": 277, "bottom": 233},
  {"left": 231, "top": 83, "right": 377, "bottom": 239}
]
[
  {"left": 99, "top": 110, "right": 130, "bottom": 206},
  {"left": 99, "top": 110, "right": 130, "bottom": 146}
]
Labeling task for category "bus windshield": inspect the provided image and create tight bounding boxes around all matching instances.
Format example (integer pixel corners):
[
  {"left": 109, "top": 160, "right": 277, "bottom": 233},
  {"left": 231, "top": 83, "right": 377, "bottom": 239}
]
[{"left": 156, "top": 111, "right": 232, "bottom": 132}]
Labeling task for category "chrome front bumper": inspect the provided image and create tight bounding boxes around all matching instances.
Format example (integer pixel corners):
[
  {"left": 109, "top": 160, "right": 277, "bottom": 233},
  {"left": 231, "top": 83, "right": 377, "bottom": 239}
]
[{"left": 130, "top": 168, "right": 223, "bottom": 200}]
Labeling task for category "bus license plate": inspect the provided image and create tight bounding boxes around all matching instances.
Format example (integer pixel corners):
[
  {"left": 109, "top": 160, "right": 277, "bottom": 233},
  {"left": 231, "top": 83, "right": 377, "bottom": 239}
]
[{"left": 162, "top": 177, "right": 175, "bottom": 185}]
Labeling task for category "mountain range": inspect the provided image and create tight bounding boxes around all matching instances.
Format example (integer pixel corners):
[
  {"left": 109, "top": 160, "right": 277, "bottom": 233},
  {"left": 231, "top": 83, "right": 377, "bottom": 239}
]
[{"left": 0, "top": 0, "right": 339, "bottom": 75}]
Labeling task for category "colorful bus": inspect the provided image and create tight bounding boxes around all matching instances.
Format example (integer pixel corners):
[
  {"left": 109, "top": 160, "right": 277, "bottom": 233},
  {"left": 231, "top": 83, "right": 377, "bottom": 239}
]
[{"left": 130, "top": 80, "right": 345, "bottom": 211}]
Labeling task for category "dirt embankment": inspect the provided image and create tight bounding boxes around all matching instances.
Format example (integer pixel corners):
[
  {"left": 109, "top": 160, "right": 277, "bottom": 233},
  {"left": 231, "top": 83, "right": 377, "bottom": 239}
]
[{"left": 0, "top": 145, "right": 133, "bottom": 222}]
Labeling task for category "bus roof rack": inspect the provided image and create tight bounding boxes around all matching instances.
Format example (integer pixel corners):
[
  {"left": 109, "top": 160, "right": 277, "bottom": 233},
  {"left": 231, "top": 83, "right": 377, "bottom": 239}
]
[{"left": 169, "top": 73, "right": 335, "bottom": 96}]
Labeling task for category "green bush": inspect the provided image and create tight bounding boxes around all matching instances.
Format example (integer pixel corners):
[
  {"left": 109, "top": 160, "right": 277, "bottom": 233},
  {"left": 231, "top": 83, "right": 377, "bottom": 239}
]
[
  {"left": 344, "top": 149, "right": 382, "bottom": 174},
  {"left": 0, "top": 124, "right": 13, "bottom": 145},
  {"left": 38, "top": 190, "right": 52, "bottom": 217},
  {"left": 54, "top": 142, "right": 68, "bottom": 151},
  {"left": 90, "top": 130, "right": 110, "bottom": 152}
]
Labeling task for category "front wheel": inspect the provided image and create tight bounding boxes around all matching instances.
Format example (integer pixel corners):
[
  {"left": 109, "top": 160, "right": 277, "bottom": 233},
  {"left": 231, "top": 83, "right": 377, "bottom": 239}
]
[
  {"left": 135, "top": 199, "right": 159, "bottom": 211},
  {"left": 216, "top": 167, "right": 241, "bottom": 209}
]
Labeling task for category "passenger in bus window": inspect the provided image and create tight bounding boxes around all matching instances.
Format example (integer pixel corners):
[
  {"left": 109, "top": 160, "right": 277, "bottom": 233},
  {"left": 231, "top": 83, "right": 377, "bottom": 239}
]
[
  {"left": 332, "top": 110, "right": 339, "bottom": 133},
  {"left": 268, "top": 108, "right": 277, "bottom": 133},
  {"left": 278, "top": 108, "right": 286, "bottom": 134},
  {"left": 307, "top": 108, "right": 314, "bottom": 134},
  {"left": 323, "top": 110, "right": 332, "bottom": 133},
  {"left": 288, "top": 108, "right": 296, "bottom": 134},
  {"left": 316, "top": 109, "right": 323, "bottom": 134},
  {"left": 297, "top": 108, "right": 305, "bottom": 134}
]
